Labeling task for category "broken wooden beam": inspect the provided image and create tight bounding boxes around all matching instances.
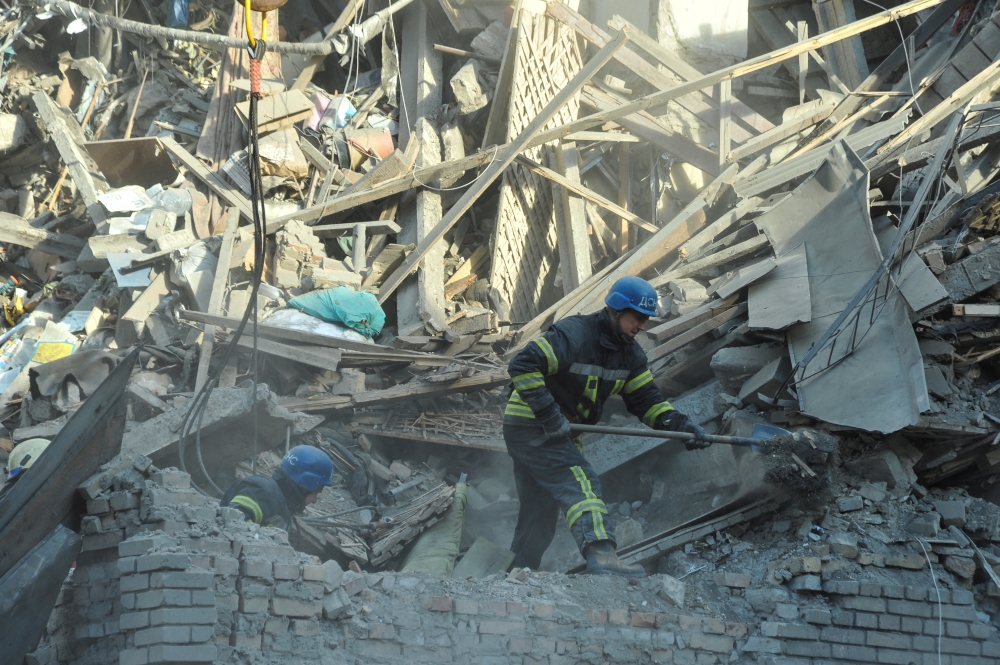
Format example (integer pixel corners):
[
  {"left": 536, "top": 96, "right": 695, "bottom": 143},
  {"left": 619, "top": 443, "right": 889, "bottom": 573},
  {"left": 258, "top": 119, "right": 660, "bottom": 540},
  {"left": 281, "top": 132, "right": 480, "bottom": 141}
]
[
  {"left": 0, "top": 212, "right": 87, "bottom": 258},
  {"left": 515, "top": 154, "right": 656, "bottom": 233},
  {"left": 285, "top": 368, "right": 510, "bottom": 412}
]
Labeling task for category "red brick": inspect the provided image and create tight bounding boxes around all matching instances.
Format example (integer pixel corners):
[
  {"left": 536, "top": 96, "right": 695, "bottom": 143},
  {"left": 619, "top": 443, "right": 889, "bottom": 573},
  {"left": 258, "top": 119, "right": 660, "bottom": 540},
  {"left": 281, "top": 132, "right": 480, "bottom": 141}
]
[
  {"left": 632, "top": 612, "right": 657, "bottom": 628},
  {"left": 609, "top": 610, "right": 628, "bottom": 625},
  {"left": 586, "top": 609, "right": 607, "bottom": 624},
  {"left": 429, "top": 596, "right": 452, "bottom": 612}
]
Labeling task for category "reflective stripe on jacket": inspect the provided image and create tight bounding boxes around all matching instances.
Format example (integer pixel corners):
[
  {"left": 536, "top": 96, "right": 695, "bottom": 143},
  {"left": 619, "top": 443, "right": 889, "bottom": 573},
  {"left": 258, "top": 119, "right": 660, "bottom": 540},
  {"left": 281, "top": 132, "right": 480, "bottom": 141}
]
[
  {"left": 505, "top": 310, "right": 674, "bottom": 428},
  {"left": 221, "top": 470, "right": 302, "bottom": 530}
]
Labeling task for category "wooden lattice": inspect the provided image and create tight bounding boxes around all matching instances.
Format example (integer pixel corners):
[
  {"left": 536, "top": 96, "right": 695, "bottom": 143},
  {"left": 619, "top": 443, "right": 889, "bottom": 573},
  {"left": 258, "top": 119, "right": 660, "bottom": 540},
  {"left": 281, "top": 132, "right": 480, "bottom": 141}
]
[{"left": 489, "top": 7, "right": 583, "bottom": 322}]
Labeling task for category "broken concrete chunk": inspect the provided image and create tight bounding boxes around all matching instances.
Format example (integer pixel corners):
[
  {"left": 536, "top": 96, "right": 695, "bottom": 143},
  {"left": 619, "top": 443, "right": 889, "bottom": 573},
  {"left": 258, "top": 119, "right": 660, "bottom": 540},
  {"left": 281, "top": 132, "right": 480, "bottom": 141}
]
[
  {"left": 837, "top": 495, "right": 863, "bottom": 513},
  {"left": 932, "top": 501, "right": 967, "bottom": 528},
  {"left": 858, "top": 483, "right": 887, "bottom": 503},
  {"left": 657, "top": 574, "right": 686, "bottom": 608},
  {"left": 714, "top": 572, "right": 752, "bottom": 588},
  {"left": 943, "top": 555, "right": 976, "bottom": 580},
  {"left": 738, "top": 356, "right": 792, "bottom": 410},
  {"left": 340, "top": 570, "right": 366, "bottom": 596},
  {"left": 154, "top": 227, "right": 197, "bottom": 253},
  {"left": 937, "top": 238, "right": 1000, "bottom": 306},
  {"left": 844, "top": 450, "right": 910, "bottom": 489},
  {"left": 322, "top": 559, "right": 344, "bottom": 591},
  {"left": 470, "top": 21, "right": 509, "bottom": 61},
  {"left": 744, "top": 587, "right": 789, "bottom": 614},
  {"left": 710, "top": 344, "right": 785, "bottom": 392},
  {"left": 827, "top": 532, "right": 858, "bottom": 559},
  {"left": 0, "top": 114, "right": 29, "bottom": 154},
  {"left": 142, "top": 208, "right": 178, "bottom": 240},
  {"left": 322, "top": 587, "right": 351, "bottom": 620},
  {"left": 787, "top": 574, "right": 822, "bottom": 592},
  {"left": 450, "top": 60, "right": 490, "bottom": 115},
  {"left": 667, "top": 278, "right": 708, "bottom": 303},
  {"left": 906, "top": 512, "right": 941, "bottom": 538},
  {"left": 389, "top": 461, "right": 412, "bottom": 482}
]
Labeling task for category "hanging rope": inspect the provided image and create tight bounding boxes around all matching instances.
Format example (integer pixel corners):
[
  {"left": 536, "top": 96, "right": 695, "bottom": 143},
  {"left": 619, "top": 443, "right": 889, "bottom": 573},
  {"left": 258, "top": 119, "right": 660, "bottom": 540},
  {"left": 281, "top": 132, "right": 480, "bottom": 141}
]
[{"left": 177, "top": 0, "right": 270, "bottom": 496}]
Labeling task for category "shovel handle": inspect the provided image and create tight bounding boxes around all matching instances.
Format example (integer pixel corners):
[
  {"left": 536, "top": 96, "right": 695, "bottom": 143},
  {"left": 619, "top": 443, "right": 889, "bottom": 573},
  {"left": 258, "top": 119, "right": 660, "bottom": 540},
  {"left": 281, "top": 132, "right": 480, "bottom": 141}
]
[{"left": 568, "top": 424, "right": 760, "bottom": 447}]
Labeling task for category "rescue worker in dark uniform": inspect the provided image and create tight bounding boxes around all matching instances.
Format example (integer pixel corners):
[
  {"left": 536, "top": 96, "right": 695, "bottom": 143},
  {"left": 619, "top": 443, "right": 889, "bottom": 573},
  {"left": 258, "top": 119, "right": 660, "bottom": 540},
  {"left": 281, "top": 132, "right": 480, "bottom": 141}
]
[
  {"left": 221, "top": 445, "right": 333, "bottom": 530},
  {"left": 504, "top": 276, "right": 709, "bottom": 576}
]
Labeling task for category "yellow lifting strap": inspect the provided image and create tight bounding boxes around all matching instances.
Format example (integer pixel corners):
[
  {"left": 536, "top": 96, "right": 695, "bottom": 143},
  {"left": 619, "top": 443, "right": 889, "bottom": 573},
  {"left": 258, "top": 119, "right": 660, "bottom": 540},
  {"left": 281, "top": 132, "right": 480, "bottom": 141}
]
[{"left": 244, "top": 0, "right": 288, "bottom": 50}]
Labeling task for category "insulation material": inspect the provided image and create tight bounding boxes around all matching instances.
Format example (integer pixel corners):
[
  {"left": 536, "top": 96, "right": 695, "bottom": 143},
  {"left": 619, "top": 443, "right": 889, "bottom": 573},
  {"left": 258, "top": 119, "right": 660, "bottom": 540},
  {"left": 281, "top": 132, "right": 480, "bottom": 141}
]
[
  {"left": 754, "top": 142, "right": 928, "bottom": 433},
  {"left": 489, "top": 7, "right": 583, "bottom": 323}
]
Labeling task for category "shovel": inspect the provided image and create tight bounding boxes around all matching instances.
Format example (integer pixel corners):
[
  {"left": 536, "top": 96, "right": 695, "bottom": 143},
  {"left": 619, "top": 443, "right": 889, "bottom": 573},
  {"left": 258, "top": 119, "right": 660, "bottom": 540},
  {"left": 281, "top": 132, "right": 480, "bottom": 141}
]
[{"left": 568, "top": 422, "right": 790, "bottom": 454}]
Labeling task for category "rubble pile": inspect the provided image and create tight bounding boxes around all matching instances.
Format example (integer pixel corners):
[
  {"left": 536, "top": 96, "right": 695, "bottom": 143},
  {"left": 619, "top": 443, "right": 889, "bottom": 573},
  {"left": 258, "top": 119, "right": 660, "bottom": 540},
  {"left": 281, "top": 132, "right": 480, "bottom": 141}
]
[{"left": 7, "top": 0, "right": 1000, "bottom": 662}]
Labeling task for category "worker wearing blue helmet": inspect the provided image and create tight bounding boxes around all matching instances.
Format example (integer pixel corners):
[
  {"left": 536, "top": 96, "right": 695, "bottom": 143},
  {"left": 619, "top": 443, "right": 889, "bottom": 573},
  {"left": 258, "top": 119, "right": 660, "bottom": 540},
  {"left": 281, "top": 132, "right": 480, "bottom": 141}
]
[
  {"left": 221, "top": 445, "right": 334, "bottom": 530},
  {"left": 504, "top": 276, "right": 707, "bottom": 576}
]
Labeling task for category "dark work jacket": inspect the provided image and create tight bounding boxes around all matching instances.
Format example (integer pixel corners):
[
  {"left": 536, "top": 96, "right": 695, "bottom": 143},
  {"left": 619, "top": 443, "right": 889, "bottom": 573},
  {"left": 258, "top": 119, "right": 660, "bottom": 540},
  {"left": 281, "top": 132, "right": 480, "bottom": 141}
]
[
  {"left": 220, "top": 467, "right": 305, "bottom": 530},
  {"left": 505, "top": 311, "right": 674, "bottom": 428}
]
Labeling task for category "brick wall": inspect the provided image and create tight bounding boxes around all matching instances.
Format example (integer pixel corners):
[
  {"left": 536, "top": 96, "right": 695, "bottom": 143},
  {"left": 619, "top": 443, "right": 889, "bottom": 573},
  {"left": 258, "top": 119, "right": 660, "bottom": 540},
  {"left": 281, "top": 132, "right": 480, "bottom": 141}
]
[{"left": 26, "top": 467, "right": 1000, "bottom": 665}]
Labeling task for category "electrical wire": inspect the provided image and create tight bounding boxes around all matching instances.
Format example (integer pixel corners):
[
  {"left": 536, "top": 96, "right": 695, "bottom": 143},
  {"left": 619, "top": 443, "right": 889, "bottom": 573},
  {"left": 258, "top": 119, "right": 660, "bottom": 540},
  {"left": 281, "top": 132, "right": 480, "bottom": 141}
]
[
  {"left": 177, "top": 15, "right": 267, "bottom": 497},
  {"left": 916, "top": 538, "right": 944, "bottom": 665}
]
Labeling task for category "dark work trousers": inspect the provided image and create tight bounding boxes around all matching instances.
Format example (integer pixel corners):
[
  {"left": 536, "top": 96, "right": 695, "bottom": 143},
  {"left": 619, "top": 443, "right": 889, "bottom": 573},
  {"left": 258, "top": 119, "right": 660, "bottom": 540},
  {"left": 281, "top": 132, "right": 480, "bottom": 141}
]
[{"left": 504, "top": 422, "right": 616, "bottom": 569}]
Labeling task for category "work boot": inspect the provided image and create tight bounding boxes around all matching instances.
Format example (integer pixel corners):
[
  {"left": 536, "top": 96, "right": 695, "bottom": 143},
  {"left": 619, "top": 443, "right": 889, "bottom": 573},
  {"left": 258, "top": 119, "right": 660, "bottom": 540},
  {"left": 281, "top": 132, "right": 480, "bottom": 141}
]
[{"left": 583, "top": 540, "right": 646, "bottom": 577}]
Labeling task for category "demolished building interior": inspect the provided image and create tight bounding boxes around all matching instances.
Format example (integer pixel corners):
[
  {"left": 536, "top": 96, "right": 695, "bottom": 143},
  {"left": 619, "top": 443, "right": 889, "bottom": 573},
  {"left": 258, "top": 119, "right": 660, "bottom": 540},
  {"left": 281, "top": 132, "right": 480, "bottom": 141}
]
[{"left": 10, "top": 0, "right": 1000, "bottom": 662}]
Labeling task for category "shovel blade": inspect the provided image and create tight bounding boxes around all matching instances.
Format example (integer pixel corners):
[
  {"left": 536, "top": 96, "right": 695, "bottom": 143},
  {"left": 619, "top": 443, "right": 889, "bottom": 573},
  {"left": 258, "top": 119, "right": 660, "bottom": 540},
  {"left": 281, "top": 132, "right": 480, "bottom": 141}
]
[{"left": 747, "top": 423, "right": 791, "bottom": 454}]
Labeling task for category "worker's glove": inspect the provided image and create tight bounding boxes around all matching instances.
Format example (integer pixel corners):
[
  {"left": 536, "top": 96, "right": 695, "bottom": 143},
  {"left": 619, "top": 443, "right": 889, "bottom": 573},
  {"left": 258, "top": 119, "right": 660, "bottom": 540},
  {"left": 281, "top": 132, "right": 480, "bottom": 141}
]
[
  {"left": 661, "top": 411, "right": 710, "bottom": 451},
  {"left": 542, "top": 413, "right": 573, "bottom": 442}
]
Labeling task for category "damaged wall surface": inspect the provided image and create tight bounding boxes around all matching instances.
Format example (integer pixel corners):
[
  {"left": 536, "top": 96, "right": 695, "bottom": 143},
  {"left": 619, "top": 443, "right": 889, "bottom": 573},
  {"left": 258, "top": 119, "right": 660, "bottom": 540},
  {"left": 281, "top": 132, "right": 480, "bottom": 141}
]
[{"left": 754, "top": 142, "right": 929, "bottom": 433}]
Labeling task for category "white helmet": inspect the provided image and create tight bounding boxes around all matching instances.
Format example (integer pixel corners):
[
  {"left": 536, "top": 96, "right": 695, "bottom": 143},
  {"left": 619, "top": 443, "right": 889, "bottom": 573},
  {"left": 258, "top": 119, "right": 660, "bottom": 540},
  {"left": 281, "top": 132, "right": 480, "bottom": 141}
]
[{"left": 8, "top": 438, "right": 50, "bottom": 478}]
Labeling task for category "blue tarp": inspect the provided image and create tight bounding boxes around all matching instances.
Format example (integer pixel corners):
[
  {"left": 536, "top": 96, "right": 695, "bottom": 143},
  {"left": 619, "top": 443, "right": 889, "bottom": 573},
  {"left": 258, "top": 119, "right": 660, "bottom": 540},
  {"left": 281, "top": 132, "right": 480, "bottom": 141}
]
[{"left": 287, "top": 287, "right": 385, "bottom": 338}]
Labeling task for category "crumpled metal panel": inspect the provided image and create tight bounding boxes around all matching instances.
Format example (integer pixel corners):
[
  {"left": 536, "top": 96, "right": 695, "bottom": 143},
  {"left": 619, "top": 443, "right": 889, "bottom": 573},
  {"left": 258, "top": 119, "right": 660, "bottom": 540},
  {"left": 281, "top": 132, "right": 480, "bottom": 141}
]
[{"left": 754, "top": 141, "right": 928, "bottom": 433}]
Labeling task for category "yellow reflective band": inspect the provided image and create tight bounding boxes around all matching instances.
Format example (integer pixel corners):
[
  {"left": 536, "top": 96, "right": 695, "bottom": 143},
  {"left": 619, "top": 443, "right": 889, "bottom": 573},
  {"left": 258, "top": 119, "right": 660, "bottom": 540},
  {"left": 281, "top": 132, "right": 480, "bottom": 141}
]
[
  {"left": 533, "top": 338, "right": 559, "bottom": 375},
  {"left": 509, "top": 391, "right": 529, "bottom": 405},
  {"left": 624, "top": 370, "right": 653, "bottom": 394},
  {"left": 504, "top": 405, "right": 536, "bottom": 418},
  {"left": 229, "top": 495, "right": 263, "bottom": 524},
  {"left": 512, "top": 372, "right": 545, "bottom": 391},
  {"left": 610, "top": 379, "right": 625, "bottom": 395},
  {"left": 566, "top": 499, "right": 608, "bottom": 528},
  {"left": 566, "top": 465, "right": 609, "bottom": 537},
  {"left": 592, "top": 508, "right": 608, "bottom": 541},
  {"left": 643, "top": 402, "right": 674, "bottom": 428},
  {"left": 576, "top": 375, "right": 599, "bottom": 420}
]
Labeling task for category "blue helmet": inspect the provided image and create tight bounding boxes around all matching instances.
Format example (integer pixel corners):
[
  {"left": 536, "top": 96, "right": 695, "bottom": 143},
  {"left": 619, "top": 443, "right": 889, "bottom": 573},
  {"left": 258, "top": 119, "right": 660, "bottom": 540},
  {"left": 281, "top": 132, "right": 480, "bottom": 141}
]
[
  {"left": 281, "top": 445, "right": 334, "bottom": 492},
  {"left": 605, "top": 276, "right": 658, "bottom": 317}
]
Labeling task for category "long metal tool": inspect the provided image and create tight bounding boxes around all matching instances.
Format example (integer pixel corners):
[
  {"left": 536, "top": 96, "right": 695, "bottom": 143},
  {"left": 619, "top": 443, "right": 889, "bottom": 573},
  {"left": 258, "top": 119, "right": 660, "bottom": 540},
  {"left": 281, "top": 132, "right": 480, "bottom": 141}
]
[{"left": 569, "top": 423, "right": 787, "bottom": 449}]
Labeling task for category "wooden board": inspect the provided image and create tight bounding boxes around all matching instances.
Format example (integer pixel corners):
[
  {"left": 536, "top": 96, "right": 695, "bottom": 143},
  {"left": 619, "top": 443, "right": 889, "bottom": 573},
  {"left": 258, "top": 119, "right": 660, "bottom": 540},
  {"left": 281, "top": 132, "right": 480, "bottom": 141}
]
[
  {"left": 234, "top": 334, "right": 343, "bottom": 372},
  {"left": 234, "top": 89, "right": 313, "bottom": 133},
  {"left": 0, "top": 212, "right": 86, "bottom": 258}
]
